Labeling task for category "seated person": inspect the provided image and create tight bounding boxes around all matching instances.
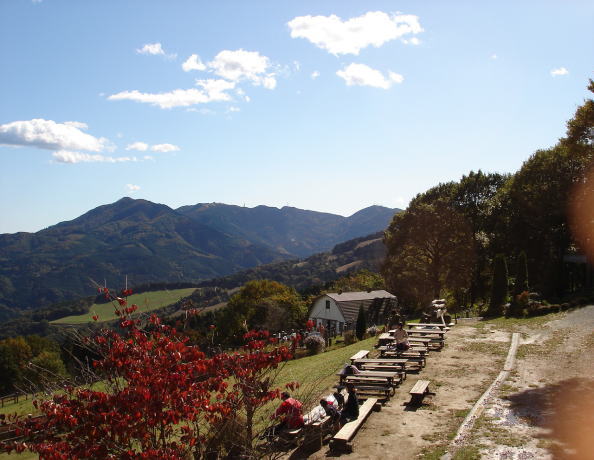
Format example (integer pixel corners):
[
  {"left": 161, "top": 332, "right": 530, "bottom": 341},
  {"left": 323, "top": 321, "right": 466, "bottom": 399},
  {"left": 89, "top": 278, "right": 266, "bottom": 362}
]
[
  {"left": 332, "top": 385, "right": 345, "bottom": 409},
  {"left": 320, "top": 399, "right": 340, "bottom": 421},
  {"left": 263, "top": 392, "right": 304, "bottom": 440},
  {"left": 392, "top": 322, "right": 410, "bottom": 351},
  {"left": 304, "top": 404, "right": 326, "bottom": 424},
  {"left": 340, "top": 384, "right": 359, "bottom": 424}
]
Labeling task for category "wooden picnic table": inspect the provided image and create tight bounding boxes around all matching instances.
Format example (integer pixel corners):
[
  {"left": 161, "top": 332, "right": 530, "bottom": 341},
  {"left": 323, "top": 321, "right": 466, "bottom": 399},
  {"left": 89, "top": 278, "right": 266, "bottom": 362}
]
[
  {"left": 336, "top": 370, "right": 401, "bottom": 387},
  {"left": 404, "top": 323, "right": 450, "bottom": 330},
  {"left": 377, "top": 333, "right": 394, "bottom": 346},
  {"left": 406, "top": 332, "right": 445, "bottom": 349},
  {"left": 353, "top": 358, "right": 407, "bottom": 369},
  {"left": 407, "top": 329, "right": 447, "bottom": 336},
  {"left": 408, "top": 337, "right": 432, "bottom": 344},
  {"left": 377, "top": 345, "right": 427, "bottom": 356},
  {"left": 379, "top": 350, "right": 426, "bottom": 368},
  {"left": 349, "top": 350, "right": 370, "bottom": 362}
]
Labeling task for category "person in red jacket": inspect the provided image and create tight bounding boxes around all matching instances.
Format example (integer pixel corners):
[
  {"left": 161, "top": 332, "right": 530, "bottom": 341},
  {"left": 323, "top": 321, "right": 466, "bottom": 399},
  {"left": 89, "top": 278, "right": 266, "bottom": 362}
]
[
  {"left": 262, "top": 392, "right": 304, "bottom": 440},
  {"left": 273, "top": 392, "right": 304, "bottom": 429}
]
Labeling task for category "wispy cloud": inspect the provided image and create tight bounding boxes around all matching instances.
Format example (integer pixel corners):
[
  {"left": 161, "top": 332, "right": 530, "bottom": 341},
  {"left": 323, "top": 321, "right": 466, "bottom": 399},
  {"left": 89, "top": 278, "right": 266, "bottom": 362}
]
[
  {"left": 126, "top": 141, "right": 180, "bottom": 152},
  {"left": 337, "top": 63, "right": 403, "bottom": 89},
  {"left": 126, "top": 184, "right": 141, "bottom": 192},
  {"left": 52, "top": 151, "right": 142, "bottom": 164},
  {"left": 126, "top": 142, "right": 149, "bottom": 151},
  {"left": 311, "top": 70, "right": 320, "bottom": 79},
  {"left": 108, "top": 81, "right": 233, "bottom": 109},
  {"left": 151, "top": 143, "right": 179, "bottom": 152},
  {"left": 288, "top": 11, "right": 423, "bottom": 55},
  {"left": 551, "top": 67, "right": 569, "bottom": 77}
]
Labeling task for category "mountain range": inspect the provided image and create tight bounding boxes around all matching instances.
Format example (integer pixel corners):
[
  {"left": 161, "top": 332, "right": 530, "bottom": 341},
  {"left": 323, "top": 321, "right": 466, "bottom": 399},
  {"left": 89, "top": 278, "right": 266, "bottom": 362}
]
[{"left": 0, "top": 198, "right": 399, "bottom": 314}]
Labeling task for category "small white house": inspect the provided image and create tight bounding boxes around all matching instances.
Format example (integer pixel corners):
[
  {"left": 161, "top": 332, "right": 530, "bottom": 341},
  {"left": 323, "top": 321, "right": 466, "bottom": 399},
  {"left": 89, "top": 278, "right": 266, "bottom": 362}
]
[{"left": 308, "top": 290, "right": 396, "bottom": 333}]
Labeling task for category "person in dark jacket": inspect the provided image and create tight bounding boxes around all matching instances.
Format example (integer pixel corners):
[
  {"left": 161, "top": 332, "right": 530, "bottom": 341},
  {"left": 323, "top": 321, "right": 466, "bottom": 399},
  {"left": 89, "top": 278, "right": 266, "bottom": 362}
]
[
  {"left": 332, "top": 385, "right": 345, "bottom": 409},
  {"left": 340, "top": 384, "right": 359, "bottom": 424},
  {"left": 320, "top": 399, "right": 340, "bottom": 420}
]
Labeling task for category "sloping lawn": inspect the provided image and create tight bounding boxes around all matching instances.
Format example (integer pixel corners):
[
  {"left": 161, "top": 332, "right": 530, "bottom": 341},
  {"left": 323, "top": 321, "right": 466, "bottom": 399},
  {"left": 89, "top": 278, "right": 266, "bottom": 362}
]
[{"left": 51, "top": 288, "right": 196, "bottom": 324}]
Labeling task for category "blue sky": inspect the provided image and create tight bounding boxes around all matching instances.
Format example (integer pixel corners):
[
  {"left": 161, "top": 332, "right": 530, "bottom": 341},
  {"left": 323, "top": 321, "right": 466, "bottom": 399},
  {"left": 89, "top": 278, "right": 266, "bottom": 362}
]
[{"left": 0, "top": 0, "right": 592, "bottom": 234}]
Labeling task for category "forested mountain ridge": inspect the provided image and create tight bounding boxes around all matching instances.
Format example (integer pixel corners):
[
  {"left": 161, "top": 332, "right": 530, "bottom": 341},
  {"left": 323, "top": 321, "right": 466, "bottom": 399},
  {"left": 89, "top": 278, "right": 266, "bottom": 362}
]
[
  {"left": 176, "top": 203, "right": 397, "bottom": 257},
  {"left": 0, "top": 231, "right": 388, "bottom": 339},
  {"left": 0, "top": 198, "right": 398, "bottom": 314},
  {"left": 196, "top": 231, "right": 387, "bottom": 292}
]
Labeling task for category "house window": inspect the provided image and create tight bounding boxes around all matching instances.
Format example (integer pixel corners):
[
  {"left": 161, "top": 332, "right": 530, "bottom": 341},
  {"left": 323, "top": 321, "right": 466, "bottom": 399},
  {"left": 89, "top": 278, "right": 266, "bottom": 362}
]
[{"left": 325, "top": 300, "right": 330, "bottom": 309}]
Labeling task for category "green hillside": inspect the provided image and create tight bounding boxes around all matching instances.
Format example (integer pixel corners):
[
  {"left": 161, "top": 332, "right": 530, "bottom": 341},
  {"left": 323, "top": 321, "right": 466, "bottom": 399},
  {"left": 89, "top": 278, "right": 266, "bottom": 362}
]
[{"left": 51, "top": 288, "right": 196, "bottom": 324}]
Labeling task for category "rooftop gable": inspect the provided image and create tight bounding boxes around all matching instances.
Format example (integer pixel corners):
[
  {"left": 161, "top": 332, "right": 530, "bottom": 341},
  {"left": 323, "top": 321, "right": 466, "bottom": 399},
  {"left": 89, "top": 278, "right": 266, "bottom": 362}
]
[{"left": 326, "top": 290, "right": 395, "bottom": 303}]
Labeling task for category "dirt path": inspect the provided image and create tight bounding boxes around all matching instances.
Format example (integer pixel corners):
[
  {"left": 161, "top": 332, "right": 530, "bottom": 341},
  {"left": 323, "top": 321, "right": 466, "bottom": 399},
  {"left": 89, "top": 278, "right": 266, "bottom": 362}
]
[
  {"left": 464, "top": 306, "right": 594, "bottom": 460},
  {"left": 284, "top": 306, "right": 594, "bottom": 459}
]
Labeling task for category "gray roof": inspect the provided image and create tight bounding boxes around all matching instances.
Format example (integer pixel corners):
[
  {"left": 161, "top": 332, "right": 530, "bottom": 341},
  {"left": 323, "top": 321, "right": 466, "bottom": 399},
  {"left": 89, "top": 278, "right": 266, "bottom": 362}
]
[
  {"left": 326, "top": 290, "right": 395, "bottom": 302},
  {"left": 324, "top": 290, "right": 396, "bottom": 324}
]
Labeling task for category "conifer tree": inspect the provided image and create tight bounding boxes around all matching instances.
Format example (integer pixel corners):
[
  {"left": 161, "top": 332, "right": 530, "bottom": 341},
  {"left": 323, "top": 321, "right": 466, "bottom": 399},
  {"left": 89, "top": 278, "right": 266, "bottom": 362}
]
[{"left": 356, "top": 305, "right": 366, "bottom": 340}]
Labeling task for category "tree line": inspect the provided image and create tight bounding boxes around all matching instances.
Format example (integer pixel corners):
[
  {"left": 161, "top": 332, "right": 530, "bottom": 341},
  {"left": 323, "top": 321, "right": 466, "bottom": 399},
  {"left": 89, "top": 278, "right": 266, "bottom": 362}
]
[{"left": 383, "top": 80, "right": 594, "bottom": 316}]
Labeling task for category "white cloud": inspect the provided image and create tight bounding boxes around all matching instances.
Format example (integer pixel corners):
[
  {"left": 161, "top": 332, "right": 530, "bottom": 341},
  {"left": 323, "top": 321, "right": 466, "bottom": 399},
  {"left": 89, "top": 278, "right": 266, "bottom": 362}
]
[
  {"left": 490, "top": 54, "right": 498, "bottom": 60},
  {"left": 208, "top": 49, "right": 277, "bottom": 89},
  {"left": 311, "top": 71, "right": 320, "bottom": 79},
  {"left": 551, "top": 67, "right": 569, "bottom": 77},
  {"left": 108, "top": 79, "right": 234, "bottom": 109},
  {"left": 151, "top": 143, "right": 180, "bottom": 152},
  {"left": 126, "top": 141, "right": 179, "bottom": 152},
  {"left": 136, "top": 43, "right": 176, "bottom": 59},
  {"left": 336, "top": 63, "right": 403, "bottom": 89},
  {"left": 288, "top": 11, "right": 423, "bottom": 55},
  {"left": 182, "top": 54, "right": 206, "bottom": 72},
  {"left": 0, "top": 118, "right": 107, "bottom": 152},
  {"left": 126, "top": 184, "right": 141, "bottom": 192},
  {"left": 388, "top": 71, "right": 404, "bottom": 84},
  {"left": 52, "top": 150, "right": 140, "bottom": 164},
  {"left": 137, "top": 43, "right": 165, "bottom": 56},
  {"left": 195, "top": 78, "right": 236, "bottom": 98},
  {"left": 126, "top": 141, "right": 149, "bottom": 151},
  {"left": 229, "top": 106, "right": 241, "bottom": 113}
]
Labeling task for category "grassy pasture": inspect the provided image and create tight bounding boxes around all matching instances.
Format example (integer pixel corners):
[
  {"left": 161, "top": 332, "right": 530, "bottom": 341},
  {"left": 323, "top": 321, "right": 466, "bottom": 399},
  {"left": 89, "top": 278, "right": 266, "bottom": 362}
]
[{"left": 51, "top": 288, "right": 197, "bottom": 324}]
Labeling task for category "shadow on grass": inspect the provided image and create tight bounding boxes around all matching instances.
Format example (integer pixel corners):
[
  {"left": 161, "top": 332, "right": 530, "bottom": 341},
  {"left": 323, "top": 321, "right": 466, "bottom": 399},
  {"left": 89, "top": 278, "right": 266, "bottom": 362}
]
[{"left": 506, "top": 377, "right": 594, "bottom": 460}]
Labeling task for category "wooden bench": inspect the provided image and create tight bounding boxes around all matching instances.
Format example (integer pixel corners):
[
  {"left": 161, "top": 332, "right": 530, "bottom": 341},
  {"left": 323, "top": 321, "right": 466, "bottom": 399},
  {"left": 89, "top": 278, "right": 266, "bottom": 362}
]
[
  {"left": 349, "top": 350, "right": 370, "bottom": 363},
  {"left": 329, "top": 398, "right": 379, "bottom": 453},
  {"left": 303, "top": 415, "right": 334, "bottom": 448},
  {"left": 409, "top": 380, "right": 432, "bottom": 405}
]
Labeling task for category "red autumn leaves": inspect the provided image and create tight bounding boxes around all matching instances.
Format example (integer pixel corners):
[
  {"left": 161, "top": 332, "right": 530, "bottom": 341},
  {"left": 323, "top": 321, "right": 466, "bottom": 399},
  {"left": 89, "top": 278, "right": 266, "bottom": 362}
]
[{"left": 1, "top": 288, "right": 296, "bottom": 459}]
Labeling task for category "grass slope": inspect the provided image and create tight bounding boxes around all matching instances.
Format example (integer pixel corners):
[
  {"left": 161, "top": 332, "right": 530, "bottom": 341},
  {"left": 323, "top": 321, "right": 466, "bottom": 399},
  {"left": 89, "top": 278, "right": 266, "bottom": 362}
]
[{"left": 51, "top": 288, "right": 196, "bottom": 324}]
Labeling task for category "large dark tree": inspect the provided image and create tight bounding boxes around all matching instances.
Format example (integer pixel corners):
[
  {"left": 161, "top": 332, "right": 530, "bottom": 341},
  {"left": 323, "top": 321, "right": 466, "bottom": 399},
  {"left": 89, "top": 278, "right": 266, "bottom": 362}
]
[
  {"left": 452, "top": 171, "right": 508, "bottom": 305},
  {"left": 488, "top": 254, "right": 508, "bottom": 317},
  {"left": 513, "top": 251, "right": 529, "bottom": 295},
  {"left": 383, "top": 184, "right": 475, "bottom": 311}
]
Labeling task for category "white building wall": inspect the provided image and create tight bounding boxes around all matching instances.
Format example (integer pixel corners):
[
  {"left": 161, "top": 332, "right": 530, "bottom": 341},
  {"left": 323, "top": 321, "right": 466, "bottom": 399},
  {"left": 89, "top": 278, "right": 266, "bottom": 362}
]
[{"left": 308, "top": 295, "right": 346, "bottom": 332}]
